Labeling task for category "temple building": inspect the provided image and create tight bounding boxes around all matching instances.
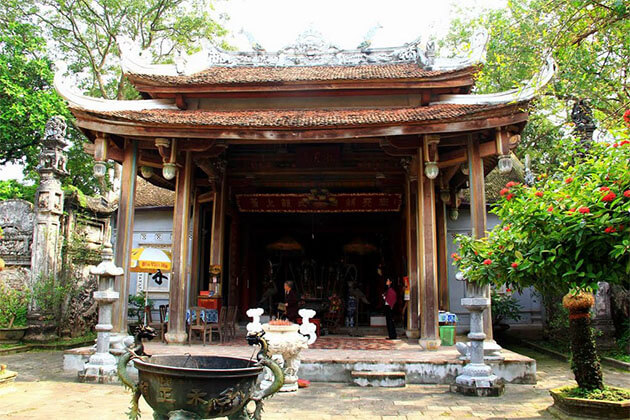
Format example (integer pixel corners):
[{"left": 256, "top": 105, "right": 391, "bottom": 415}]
[{"left": 55, "top": 31, "right": 554, "bottom": 346}]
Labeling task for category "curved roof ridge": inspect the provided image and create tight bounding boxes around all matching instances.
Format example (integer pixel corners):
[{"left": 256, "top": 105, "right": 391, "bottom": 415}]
[
  {"left": 431, "top": 56, "right": 556, "bottom": 105},
  {"left": 53, "top": 62, "right": 178, "bottom": 112}
]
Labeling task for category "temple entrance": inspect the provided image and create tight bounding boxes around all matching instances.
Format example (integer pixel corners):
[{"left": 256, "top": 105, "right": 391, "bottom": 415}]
[{"left": 239, "top": 210, "right": 405, "bottom": 332}]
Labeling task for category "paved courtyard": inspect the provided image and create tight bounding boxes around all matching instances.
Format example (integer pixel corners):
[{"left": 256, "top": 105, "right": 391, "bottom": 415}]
[{"left": 0, "top": 346, "right": 628, "bottom": 419}]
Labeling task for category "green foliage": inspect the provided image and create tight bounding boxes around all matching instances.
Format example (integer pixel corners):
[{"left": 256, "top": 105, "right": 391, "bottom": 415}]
[
  {"left": 453, "top": 140, "right": 630, "bottom": 294},
  {"left": 32, "top": 271, "right": 81, "bottom": 333},
  {"left": 0, "top": 283, "right": 31, "bottom": 328},
  {"left": 491, "top": 289, "right": 522, "bottom": 325},
  {"left": 561, "top": 385, "right": 630, "bottom": 402},
  {"left": 0, "top": 180, "right": 37, "bottom": 202},
  {"left": 443, "top": 0, "right": 630, "bottom": 174},
  {"left": 63, "top": 231, "right": 102, "bottom": 266},
  {"left": 128, "top": 293, "right": 154, "bottom": 324},
  {"left": 13, "top": 0, "right": 227, "bottom": 100}
]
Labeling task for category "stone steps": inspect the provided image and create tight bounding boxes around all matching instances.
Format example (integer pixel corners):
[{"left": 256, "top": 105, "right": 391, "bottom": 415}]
[{"left": 351, "top": 370, "right": 406, "bottom": 387}]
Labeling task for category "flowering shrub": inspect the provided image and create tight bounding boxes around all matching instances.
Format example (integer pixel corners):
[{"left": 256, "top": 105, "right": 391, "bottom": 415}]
[{"left": 454, "top": 139, "right": 630, "bottom": 293}]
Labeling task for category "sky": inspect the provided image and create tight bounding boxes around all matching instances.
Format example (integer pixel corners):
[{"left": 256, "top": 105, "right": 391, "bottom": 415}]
[{"left": 0, "top": 0, "right": 506, "bottom": 182}]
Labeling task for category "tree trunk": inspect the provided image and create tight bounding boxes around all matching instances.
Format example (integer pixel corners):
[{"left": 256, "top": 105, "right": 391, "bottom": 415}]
[{"left": 563, "top": 292, "right": 604, "bottom": 390}]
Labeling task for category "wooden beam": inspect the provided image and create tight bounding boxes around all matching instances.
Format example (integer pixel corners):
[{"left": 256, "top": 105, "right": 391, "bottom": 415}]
[
  {"left": 209, "top": 160, "right": 227, "bottom": 276},
  {"left": 112, "top": 140, "right": 138, "bottom": 334},
  {"left": 175, "top": 94, "right": 187, "bottom": 110},
  {"left": 467, "top": 136, "right": 493, "bottom": 341},
  {"left": 165, "top": 151, "right": 194, "bottom": 344}
]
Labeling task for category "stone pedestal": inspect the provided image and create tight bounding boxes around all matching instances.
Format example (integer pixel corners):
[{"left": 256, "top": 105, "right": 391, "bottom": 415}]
[
  {"left": 248, "top": 308, "right": 317, "bottom": 393},
  {"left": 79, "top": 242, "right": 123, "bottom": 383},
  {"left": 451, "top": 297, "right": 504, "bottom": 397}
]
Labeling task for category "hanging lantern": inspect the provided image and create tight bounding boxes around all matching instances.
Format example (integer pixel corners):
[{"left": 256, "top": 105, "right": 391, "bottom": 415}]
[
  {"left": 424, "top": 161, "right": 439, "bottom": 179},
  {"left": 497, "top": 154, "right": 513, "bottom": 174}
]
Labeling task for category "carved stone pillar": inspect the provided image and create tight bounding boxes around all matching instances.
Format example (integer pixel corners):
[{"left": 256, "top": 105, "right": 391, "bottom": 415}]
[
  {"left": 26, "top": 116, "right": 68, "bottom": 341},
  {"left": 592, "top": 282, "right": 616, "bottom": 351}
]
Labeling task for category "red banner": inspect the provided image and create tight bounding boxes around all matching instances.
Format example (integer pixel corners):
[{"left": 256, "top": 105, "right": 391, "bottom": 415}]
[{"left": 236, "top": 193, "right": 402, "bottom": 213}]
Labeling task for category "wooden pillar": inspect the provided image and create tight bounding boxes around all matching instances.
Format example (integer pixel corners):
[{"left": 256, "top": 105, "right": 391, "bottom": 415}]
[
  {"left": 188, "top": 188, "right": 202, "bottom": 307},
  {"left": 436, "top": 200, "right": 450, "bottom": 310},
  {"left": 112, "top": 140, "right": 137, "bottom": 335},
  {"left": 418, "top": 142, "right": 441, "bottom": 350},
  {"left": 209, "top": 160, "right": 227, "bottom": 294},
  {"left": 228, "top": 210, "right": 240, "bottom": 308},
  {"left": 165, "top": 151, "right": 194, "bottom": 344},
  {"left": 466, "top": 136, "right": 493, "bottom": 341},
  {"left": 404, "top": 157, "right": 420, "bottom": 338}
]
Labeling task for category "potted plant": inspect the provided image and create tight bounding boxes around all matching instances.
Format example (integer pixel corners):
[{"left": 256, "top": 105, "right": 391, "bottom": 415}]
[
  {"left": 0, "top": 283, "right": 31, "bottom": 343},
  {"left": 454, "top": 134, "right": 630, "bottom": 418},
  {"left": 491, "top": 289, "right": 522, "bottom": 332}
]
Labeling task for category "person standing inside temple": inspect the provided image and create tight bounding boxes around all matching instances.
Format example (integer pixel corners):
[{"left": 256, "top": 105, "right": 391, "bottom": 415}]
[
  {"left": 283, "top": 281, "right": 299, "bottom": 323},
  {"left": 382, "top": 278, "right": 397, "bottom": 339}
]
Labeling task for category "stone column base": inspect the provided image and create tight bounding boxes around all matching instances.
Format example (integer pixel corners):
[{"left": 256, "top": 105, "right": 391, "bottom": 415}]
[
  {"left": 405, "top": 329, "right": 420, "bottom": 339},
  {"left": 450, "top": 381, "right": 504, "bottom": 397},
  {"left": 165, "top": 331, "right": 188, "bottom": 344},
  {"left": 419, "top": 338, "right": 441, "bottom": 351}
]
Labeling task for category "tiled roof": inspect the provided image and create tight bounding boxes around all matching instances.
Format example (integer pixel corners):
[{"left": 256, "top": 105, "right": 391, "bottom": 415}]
[
  {"left": 88, "top": 103, "right": 519, "bottom": 129},
  {"left": 135, "top": 177, "right": 174, "bottom": 208},
  {"left": 127, "top": 64, "right": 476, "bottom": 86}
]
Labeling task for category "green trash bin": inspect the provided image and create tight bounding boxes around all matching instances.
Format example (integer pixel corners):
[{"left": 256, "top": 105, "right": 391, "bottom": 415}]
[{"left": 439, "top": 325, "right": 456, "bottom": 346}]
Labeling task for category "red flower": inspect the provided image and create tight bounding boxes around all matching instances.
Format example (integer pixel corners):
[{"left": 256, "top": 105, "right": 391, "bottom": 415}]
[
  {"left": 506, "top": 193, "right": 514, "bottom": 201},
  {"left": 604, "top": 226, "right": 617, "bottom": 234},
  {"left": 600, "top": 186, "right": 610, "bottom": 192},
  {"left": 565, "top": 177, "right": 573, "bottom": 184},
  {"left": 474, "top": 251, "right": 478, "bottom": 255},
  {"left": 511, "top": 262, "right": 518, "bottom": 268},
  {"left": 602, "top": 192, "right": 617, "bottom": 202},
  {"left": 624, "top": 109, "right": 630, "bottom": 125},
  {"left": 621, "top": 140, "right": 630, "bottom": 146},
  {"left": 535, "top": 191, "right": 544, "bottom": 197},
  {"left": 500, "top": 188, "right": 510, "bottom": 196},
  {"left": 624, "top": 190, "right": 630, "bottom": 198},
  {"left": 547, "top": 206, "right": 554, "bottom": 212},
  {"left": 568, "top": 208, "right": 576, "bottom": 213},
  {"left": 578, "top": 207, "right": 590, "bottom": 214},
  {"left": 613, "top": 143, "right": 619, "bottom": 148},
  {"left": 506, "top": 288, "right": 512, "bottom": 292},
  {"left": 503, "top": 226, "right": 509, "bottom": 231},
  {"left": 483, "top": 259, "right": 492, "bottom": 265},
  {"left": 451, "top": 253, "right": 461, "bottom": 261},
  {"left": 506, "top": 181, "right": 518, "bottom": 188}
]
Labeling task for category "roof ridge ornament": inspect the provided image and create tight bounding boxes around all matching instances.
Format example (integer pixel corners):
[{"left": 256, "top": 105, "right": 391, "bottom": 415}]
[{"left": 120, "top": 30, "right": 484, "bottom": 76}]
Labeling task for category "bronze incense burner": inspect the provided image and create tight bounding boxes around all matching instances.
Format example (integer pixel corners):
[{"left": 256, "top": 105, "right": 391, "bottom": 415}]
[{"left": 118, "top": 328, "right": 284, "bottom": 420}]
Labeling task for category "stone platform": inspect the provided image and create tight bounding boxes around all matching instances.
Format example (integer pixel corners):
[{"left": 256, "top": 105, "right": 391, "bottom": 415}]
[{"left": 63, "top": 335, "right": 536, "bottom": 385}]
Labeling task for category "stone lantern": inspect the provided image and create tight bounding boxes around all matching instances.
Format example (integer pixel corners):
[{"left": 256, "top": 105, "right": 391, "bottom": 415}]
[
  {"left": 451, "top": 287, "right": 504, "bottom": 397},
  {"left": 79, "top": 241, "right": 123, "bottom": 383}
]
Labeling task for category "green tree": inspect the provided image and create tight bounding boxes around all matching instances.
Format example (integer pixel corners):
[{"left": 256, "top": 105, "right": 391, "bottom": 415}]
[
  {"left": 23, "top": 0, "right": 228, "bottom": 99},
  {"left": 453, "top": 132, "right": 630, "bottom": 390},
  {"left": 443, "top": 0, "right": 630, "bottom": 173},
  {"left": 1, "top": 0, "right": 227, "bottom": 198}
]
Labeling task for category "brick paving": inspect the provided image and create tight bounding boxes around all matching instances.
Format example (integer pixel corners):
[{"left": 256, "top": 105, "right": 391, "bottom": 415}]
[{"left": 1, "top": 345, "right": 628, "bottom": 419}]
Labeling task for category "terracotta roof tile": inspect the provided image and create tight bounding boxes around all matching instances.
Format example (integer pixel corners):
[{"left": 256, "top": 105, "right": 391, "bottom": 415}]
[
  {"left": 128, "top": 64, "right": 475, "bottom": 86},
  {"left": 92, "top": 103, "right": 513, "bottom": 129},
  {"left": 135, "top": 177, "right": 174, "bottom": 208}
]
